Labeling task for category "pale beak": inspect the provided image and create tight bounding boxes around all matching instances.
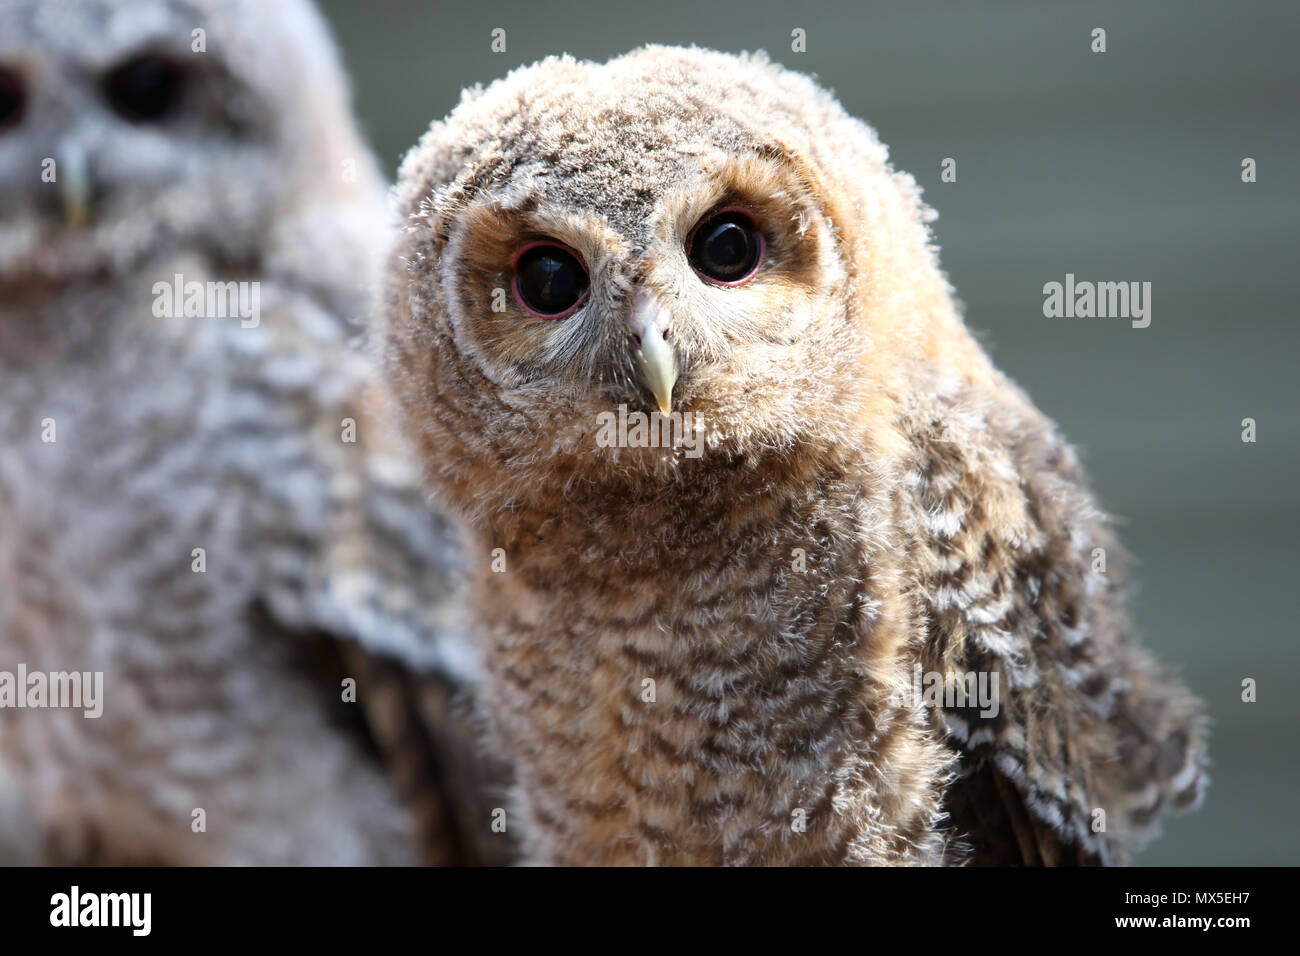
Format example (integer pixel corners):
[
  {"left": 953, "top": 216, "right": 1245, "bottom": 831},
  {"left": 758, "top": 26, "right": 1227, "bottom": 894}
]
[
  {"left": 57, "top": 139, "right": 91, "bottom": 229},
  {"left": 630, "top": 290, "right": 679, "bottom": 415}
]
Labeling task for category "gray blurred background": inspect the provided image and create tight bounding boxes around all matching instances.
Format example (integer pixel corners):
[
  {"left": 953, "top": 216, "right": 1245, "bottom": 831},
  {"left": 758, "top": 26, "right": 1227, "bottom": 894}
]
[{"left": 317, "top": 0, "right": 1299, "bottom": 864}]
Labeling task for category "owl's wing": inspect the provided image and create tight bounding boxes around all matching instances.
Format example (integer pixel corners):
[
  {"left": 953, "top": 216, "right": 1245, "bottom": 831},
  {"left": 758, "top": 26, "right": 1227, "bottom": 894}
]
[
  {"left": 224, "top": 282, "right": 513, "bottom": 865},
  {"left": 902, "top": 380, "right": 1208, "bottom": 865}
]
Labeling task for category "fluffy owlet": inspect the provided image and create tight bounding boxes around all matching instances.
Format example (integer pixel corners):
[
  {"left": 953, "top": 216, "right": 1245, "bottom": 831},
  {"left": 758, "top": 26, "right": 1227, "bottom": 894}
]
[
  {"left": 381, "top": 46, "right": 1209, "bottom": 865},
  {"left": 0, "top": 0, "right": 508, "bottom": 865}
]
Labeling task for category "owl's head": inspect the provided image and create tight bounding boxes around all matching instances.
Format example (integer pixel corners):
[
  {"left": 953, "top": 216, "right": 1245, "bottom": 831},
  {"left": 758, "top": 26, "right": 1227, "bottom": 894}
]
[
  {"left": 386, "top": 47, "right": 986, "bottom": 514},
  {"left": 0, "top": 0, "right": 381, "bottom": 284}
]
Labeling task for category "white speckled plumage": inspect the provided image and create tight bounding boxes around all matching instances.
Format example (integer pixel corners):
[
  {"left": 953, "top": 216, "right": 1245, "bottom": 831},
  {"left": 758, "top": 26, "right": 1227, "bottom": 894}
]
[{"left": 0, "top": 0, "right": 505, "bottom": 865}]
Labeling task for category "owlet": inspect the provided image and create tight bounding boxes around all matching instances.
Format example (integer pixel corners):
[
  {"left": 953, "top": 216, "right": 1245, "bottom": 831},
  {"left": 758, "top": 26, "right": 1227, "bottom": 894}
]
[
  {"left": 380, "top": 46, "right": 1208, "bottom": 865},
  {"left": 0, "top": 0, "right": 506, "bottom": 865}
]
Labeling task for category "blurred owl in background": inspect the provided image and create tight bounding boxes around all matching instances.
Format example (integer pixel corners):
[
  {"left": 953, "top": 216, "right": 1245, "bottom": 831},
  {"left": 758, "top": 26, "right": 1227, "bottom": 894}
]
[
  {"left": 0, "top": 0, "right": 509, "bottom": 865},
  {"left": 381, "top": 46, "right": 1208, "bottom": 865}
]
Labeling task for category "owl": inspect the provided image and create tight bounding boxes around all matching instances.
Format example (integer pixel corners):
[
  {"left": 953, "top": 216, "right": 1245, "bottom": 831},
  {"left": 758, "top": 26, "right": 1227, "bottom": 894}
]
[
  {"left": 0, "top": 0, "right": 509, "bottom": 865},
  {"left": 380, "top": 46, "right": 1209, "bottom": 866}
]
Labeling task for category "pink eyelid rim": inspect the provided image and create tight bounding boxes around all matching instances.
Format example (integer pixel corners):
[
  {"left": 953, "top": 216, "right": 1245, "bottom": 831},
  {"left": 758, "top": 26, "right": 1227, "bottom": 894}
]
[
  {"left": 510, "top": 239, "right": 591, "bottom": 320},
  {"left": 687, "top": 205, "right": 766, "bottom": 287}
]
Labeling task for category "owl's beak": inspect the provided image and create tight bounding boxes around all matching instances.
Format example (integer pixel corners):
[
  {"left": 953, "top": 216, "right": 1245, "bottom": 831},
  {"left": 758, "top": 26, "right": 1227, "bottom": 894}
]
[
  {"left": 57, "top": 139, "right": 92, "bottom": 230},
  {"left": 630, "top": 290, "right": 679, "bottom": 415}
]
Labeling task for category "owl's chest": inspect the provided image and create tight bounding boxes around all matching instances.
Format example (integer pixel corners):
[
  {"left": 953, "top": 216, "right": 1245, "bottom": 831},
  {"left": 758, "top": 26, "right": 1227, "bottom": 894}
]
[
  {"left": 478, "top": 522, "right": 899, "bottom": 863},
  {"left": 0, "top": 291, "right": 262, "bottom": 662}
]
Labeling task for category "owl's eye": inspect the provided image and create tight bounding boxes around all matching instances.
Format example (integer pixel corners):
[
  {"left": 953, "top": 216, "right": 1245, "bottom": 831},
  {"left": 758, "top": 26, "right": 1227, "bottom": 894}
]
[
  {"left": 687, "top": 207, "right": 764, "bottom": 285},
  {"left": 512, "top": 242, "right": 590, "bottom": 318},
  {"left": 0, "top": 67, "right": 25, "bottom": 133},
  {"left": 103, "top": 53, "right": 185, "bottom": 123}
]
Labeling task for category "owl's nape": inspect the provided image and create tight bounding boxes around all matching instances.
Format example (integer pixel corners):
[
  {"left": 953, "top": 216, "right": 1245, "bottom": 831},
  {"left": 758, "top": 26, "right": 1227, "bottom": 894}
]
[{"left": 383, "top": 45, "right": 1208, "bottom": 866}]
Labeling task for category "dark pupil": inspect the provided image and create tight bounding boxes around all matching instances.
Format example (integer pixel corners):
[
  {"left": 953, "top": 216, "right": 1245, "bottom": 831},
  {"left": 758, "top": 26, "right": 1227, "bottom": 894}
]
[
  {"left": 692, "top": 212, "right": 758, "bottom": 282},
  {"left": 0, "top": 69, "right": 24, "bottom": 131},
  {"left": 105, "top": 55, "right": 183, "bottom": 122},
  {"left": 517, "top": 246, "right": 588, "bottom": 316}
]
